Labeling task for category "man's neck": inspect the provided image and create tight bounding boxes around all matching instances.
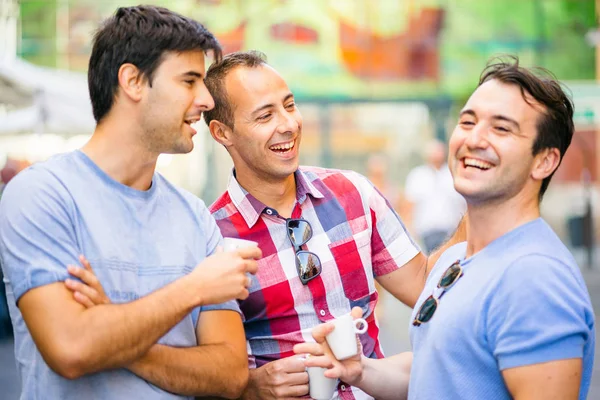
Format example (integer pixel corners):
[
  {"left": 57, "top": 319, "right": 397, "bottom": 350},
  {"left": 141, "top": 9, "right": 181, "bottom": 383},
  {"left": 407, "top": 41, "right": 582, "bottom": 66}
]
[
  {"left": 465, "top": 192, "right": 540, "bottom": 258},
  {"left": 82, "top": 121, "right": 158, "bottom": 191},
  {"left": 235, "top": 168, "right": 297, "bottom": 218}
]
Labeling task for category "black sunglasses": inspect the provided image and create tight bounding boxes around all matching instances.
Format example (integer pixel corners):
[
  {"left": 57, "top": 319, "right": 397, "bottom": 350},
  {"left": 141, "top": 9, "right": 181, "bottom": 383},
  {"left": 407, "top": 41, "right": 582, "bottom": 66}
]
[
  {"left": 286, "top": 219, "right": 322, "bottom": 285},
  {"left": 413, "top": 260, "right": 463, "bottom": 326}
]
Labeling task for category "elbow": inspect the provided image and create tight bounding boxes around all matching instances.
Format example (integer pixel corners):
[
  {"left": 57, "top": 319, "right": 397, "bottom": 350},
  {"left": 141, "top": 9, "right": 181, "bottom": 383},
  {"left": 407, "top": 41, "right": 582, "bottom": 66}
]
[
  {"left": 44, "top": 343, "right": 91, "bottom": 380},
  {"left": 222, "top": 366, "right": 249, "bottom": 399}
]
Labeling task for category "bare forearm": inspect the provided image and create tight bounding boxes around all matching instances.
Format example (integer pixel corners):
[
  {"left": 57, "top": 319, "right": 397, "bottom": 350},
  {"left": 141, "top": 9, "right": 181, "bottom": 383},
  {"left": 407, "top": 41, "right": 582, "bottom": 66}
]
[
  {"left": 355, "top": 353, "right": 412, "bottom": 400},
  {"left": 128, "top": 343, "right": 248, "bottom": 398},
  {"left": 240, "top": 368, "right": 263, "bottom": 400},
  {"left": 58, "top": 275, "right": 201, "bottom": 376}
]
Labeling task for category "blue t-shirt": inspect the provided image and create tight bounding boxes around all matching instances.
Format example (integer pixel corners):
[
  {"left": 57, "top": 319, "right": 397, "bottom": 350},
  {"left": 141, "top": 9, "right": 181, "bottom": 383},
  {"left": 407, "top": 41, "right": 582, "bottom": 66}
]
[
  {"left": 409, "top": 218, "right": 595, "bottom": 400},
  {"left": 0, "top": 150, "right": 239, "bottom": 400}
]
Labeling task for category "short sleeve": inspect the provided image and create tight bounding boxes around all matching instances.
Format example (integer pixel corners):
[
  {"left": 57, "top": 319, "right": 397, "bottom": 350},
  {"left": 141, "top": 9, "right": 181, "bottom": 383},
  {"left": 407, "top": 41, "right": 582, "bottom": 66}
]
[
  {"left": 196, "top": 203, "right": 241, "bottom": 315},
  {"left": 0, "top": 168, "right": 80, "bottom": 303},
  {"left": 487, "top": 254, "right": 593, "bottom": 370},
  {"left": 358, "top": 174, "right": 420, "bottom": 277}
]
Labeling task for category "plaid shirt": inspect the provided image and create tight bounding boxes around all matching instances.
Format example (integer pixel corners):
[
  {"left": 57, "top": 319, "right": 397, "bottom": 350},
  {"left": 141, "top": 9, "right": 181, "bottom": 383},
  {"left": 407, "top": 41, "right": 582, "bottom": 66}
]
[{"left": 210, "top": 166, "right": 419, "bottom": 400}]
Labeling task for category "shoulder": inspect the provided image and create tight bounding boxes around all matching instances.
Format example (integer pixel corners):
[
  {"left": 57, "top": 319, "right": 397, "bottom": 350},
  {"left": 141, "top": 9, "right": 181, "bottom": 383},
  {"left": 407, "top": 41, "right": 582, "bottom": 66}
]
[
  {"left": 1, "top": 156, "right": 75, "bottom": 210},
  {"left": 300, "top": 166, "right": 371, "bottom": 195},
  {"left": 209, "top": 191, "right": 238, "bottom": 222},
  {"left": 154, "top": 174, "right": 209, "bottom": 213},
  {"left": 501, "top": 252, "right": 584, "bottom": 293}
]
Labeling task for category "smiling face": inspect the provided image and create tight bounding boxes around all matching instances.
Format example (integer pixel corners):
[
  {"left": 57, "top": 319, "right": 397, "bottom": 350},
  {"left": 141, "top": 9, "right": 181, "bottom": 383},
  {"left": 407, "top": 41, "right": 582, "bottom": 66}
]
[
  {"left": 448, "top": 79, "right": 550, "bottom": 206},
  {"left": 220, "top": 64, "right": 302, "bottom": 184},
  {"left": 139, "top": 50, "right": 215, "bottom": 154}
]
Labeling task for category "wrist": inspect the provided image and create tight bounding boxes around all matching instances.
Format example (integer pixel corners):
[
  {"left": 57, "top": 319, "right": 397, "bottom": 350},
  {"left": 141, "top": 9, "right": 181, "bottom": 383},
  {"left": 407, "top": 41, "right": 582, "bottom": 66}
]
[
  {"left": 240, "top": 368, "right": 259, "bottom": 400},
  {"left": 178, "top": 273, "right": 205, "bottom": 307},
  {"left": 350, "top": 354, "right": 368, "bottom": 388}
]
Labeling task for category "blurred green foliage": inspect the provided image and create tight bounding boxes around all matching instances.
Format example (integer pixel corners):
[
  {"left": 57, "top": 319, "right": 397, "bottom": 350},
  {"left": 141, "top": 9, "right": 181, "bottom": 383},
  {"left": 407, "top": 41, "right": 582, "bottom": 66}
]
[{"left": 18, "top": 0, "right": 597, "bottom": 102}]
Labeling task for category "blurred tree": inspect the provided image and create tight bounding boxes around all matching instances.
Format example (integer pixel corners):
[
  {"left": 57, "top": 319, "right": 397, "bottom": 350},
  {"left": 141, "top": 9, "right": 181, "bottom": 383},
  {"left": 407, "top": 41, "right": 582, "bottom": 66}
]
[{"left": 20, "top": 0, "right": 58, "bottom": 67}]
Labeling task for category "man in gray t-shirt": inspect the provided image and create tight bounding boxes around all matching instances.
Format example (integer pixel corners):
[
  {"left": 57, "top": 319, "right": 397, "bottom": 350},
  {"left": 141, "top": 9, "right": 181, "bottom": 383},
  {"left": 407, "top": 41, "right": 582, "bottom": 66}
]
[{"left": 0, "top": 6, "right": 260, "bottom": 399}]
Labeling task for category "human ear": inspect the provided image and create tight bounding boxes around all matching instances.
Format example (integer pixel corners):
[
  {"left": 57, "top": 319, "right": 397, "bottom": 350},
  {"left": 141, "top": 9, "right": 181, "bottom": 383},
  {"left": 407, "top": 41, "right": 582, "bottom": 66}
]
[
  {"left": 531, "top": 147, "right": 561, "bottom": 181},
  {"left": 116, "top": 63, "right": 145, "bottom": 102},
  {"left": 209, "top": 120, "right": 234, "bottom": 147}
]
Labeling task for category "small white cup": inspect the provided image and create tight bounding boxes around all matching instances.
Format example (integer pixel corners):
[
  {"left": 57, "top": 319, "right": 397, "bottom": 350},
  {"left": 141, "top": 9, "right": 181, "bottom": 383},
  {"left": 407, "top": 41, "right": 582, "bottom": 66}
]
[
  {"left": 307, "top": 366, "right": 338, "bottom": 400},
  {"left": 222, "top": 237, "right": 258, "bottom": 252},
  {"left": 325, "top": 314, "right": 368, "bottom": 361}
]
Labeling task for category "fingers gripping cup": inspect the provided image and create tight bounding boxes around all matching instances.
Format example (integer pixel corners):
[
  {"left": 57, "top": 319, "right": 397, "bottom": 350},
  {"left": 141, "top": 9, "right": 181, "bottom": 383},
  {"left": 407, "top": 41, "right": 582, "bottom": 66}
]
[
  {"left": 222, "top": 237, "right": 258, "bottom": 251},
  {"left": 222, "top": 238, "right": 259, "bottom": 287},
  {"left": 325, "top": 314, "right": 368, "bottom": 361}
]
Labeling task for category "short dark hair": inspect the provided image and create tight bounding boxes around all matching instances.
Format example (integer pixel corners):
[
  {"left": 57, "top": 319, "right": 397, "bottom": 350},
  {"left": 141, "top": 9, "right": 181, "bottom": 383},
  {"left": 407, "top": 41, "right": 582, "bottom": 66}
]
[
  {"left": 88, "top": 5, "right": 222, "bottom": 123},
  {"left": 203, "top": 50, "right": 267, "bottom": 129},
  {"left": 478, "top": 55, "right": 574, "bottom": 199}
]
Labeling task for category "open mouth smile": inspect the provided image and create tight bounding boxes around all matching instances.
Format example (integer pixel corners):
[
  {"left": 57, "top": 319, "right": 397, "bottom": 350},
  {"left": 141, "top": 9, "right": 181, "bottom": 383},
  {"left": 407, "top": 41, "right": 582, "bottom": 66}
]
[
  {"left": 269, "top": 139, "right": 296, "bottom": 154},
  {"left": 462, "top": 157, "right": 493, "bottom": 171}
]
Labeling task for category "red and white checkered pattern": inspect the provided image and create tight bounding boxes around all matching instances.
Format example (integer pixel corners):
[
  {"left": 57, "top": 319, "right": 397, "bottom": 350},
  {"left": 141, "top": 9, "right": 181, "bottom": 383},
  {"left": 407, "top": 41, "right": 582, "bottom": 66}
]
[{"left": 210, "top": 166, "right": 419, "bottom": 399}]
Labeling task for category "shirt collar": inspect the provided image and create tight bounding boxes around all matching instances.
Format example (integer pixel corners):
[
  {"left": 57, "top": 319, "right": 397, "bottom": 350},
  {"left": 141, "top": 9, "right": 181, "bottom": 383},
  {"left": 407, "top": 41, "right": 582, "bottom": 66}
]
[{"left": 226, "top": 168, "right": 325, "bottom": 228}]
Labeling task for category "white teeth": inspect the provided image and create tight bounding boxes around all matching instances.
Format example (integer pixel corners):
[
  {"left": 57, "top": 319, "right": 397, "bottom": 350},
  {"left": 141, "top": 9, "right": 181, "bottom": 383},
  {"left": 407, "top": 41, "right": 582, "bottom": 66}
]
[
  {"left": 464, "top": 158, "right": 493, "bottom": 170},
  {"left": 270, "top": 140, "right": 295, "bottom": 151}
]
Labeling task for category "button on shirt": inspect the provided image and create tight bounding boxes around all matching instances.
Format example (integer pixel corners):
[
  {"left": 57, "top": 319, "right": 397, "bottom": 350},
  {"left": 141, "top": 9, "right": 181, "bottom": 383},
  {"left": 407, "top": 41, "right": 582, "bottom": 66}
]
[{"left": 210, "top": 166, "right": 420, "bottom": 400}]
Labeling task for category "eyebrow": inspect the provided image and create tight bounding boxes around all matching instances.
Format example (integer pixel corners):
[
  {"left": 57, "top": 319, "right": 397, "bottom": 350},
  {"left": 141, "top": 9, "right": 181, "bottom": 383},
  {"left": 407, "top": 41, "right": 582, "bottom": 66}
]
[
  {"left": 459, "top": 109, "right": 520, "bottom": 130},
  {"left": 179, "top": 71, "right": 204, "bottom": 79},
  {"left": 251, "top": 93, "right": 295, "bottom": 116}
]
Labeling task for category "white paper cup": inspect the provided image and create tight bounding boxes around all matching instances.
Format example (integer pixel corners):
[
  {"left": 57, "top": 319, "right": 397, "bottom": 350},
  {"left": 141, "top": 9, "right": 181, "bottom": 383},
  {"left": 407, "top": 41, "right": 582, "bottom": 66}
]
[
  {"left": 307, "top": 366, "right": 338, "bottom": 400},
  {"left": 325, "top": 314, "right": 368, "bottom": 361}
]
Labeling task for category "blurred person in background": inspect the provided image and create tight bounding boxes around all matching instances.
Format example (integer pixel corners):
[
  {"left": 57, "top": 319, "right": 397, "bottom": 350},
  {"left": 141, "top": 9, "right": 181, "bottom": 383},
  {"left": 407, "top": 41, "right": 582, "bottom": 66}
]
[
  {"left": 294, "top": 57, "right": 595, "bottom": 400},
  {"left": 366, "top": 153, "right": 404, "bottom": 320},
  {"left": 403, "top": 139, "right": 466, "bottom": 254},
  {"left": 366, "top": 153, "right": 403, "bottom": 213},
  {"left": 202, "top": 50, "right": 465, "bottom": 400},
  {"left": 0, "top": 157, "right": 31, "bottom": 199},
  {"left": 0, "top": 5, "right": 261, "bottom": 399}
]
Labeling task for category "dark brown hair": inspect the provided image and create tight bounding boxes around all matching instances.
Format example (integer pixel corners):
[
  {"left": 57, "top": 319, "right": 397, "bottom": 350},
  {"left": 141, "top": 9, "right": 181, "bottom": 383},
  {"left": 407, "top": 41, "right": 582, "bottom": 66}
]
[
  {"left": 203, "top": 50, "right": 267, "bottom": 129},
  {"left": 479, "top": 55, "right": 574, "bottom": 199},
  {"left": 88, "top": 5, "right": 222, "bottom": 123}
]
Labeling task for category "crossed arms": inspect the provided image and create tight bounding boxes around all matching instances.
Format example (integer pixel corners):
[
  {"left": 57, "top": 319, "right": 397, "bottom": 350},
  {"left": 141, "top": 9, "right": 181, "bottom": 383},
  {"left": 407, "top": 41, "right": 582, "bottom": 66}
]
[{"left": 18, "top": 249, "right": 260, "bottom": 398}]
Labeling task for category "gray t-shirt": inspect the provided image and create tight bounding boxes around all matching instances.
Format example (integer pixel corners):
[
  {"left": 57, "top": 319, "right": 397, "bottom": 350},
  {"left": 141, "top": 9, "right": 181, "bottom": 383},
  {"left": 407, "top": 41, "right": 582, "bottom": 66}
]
[{"left": 0, "top": 150, "right": 238, "bottom": 399}]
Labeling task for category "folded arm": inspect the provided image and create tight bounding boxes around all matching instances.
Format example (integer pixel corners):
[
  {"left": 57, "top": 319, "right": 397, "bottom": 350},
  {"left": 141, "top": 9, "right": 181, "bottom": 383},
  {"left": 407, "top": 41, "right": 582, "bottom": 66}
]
[
  {"left": 19, "top": 275, "right": 202, "bottom": 379},
  {"left": 128, "top": 310, "right": 249, "bottom": 399},
  {"left": 67, "top": 258, "right": 249, "bottom": 398}
]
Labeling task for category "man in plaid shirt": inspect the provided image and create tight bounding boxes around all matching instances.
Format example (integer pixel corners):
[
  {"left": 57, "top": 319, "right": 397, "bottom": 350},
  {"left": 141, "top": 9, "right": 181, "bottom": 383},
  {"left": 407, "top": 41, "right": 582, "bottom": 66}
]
[{"left": 204, "top": 51, "right": 463, "bottom": 400}]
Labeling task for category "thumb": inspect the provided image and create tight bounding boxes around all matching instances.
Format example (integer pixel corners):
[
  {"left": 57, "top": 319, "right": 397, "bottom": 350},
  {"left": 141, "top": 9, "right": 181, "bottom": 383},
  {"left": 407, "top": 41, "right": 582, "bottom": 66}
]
[{"left": 350, "top": 306, "right": 364, "bottom": 319}]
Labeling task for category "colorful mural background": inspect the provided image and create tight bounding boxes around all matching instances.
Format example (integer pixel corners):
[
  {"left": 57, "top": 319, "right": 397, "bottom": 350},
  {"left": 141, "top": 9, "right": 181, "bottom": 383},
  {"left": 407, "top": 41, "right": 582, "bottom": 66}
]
[{"left": 19, "top": 0, "right": 596, "bottom": 101}]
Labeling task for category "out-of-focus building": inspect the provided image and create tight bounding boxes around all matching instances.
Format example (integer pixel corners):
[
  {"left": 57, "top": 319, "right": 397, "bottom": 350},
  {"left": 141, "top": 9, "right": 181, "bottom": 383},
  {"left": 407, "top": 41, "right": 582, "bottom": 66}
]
[{"left": 5, "top": 0, "right": 599, "bottom": 252}]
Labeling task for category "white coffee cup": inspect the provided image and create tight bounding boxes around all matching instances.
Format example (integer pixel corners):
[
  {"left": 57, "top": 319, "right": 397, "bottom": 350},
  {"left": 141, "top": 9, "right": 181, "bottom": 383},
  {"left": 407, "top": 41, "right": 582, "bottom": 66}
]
[
  {"left": 307, "top": 366, "right": 338, "bottom": 400},
  {"left": 222, "top": 237, "right": 258, "bottom": 252},
  {"left": 325, "top": 314, "right": 368, "bottom": 361}
]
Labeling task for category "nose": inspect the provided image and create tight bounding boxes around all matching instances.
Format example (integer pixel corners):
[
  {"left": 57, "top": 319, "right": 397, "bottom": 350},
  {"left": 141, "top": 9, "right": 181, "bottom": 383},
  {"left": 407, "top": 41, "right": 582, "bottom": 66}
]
[
  {"left": 464, "top": 122, "right": 489, "bottom": 149},
  {"left": 194, "top": 82, "right": 215, "bottom": 112},
  {"left": 276, "top": 108, "right": 300, "bottom": 134}
]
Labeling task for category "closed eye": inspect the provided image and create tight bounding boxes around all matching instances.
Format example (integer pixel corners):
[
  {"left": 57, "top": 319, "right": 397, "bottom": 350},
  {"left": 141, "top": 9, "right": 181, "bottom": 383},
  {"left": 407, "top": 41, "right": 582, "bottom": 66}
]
[{"left": 257, "top": 113, "right": 272, "bottom": 121}]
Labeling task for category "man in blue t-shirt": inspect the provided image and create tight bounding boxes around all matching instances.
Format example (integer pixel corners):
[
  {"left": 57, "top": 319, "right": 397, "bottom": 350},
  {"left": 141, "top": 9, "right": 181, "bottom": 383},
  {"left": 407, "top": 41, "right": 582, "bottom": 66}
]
[
  {"left": 0, "top": 6, "right": 261, "bottom": 400},
  {"left": 294, "top": 57, "right": 595, "bottom": 400}
]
